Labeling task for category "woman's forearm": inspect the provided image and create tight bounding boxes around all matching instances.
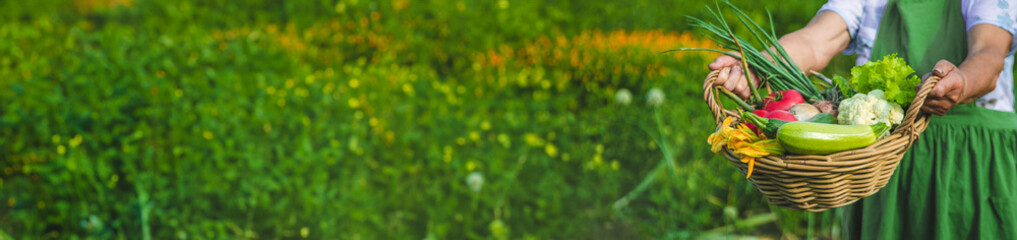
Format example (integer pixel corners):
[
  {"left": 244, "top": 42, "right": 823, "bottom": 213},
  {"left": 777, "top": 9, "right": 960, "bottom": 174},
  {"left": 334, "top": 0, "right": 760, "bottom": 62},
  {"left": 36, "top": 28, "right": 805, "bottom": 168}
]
[
  {"left": 769, "top": 11, "right": 853, "bottom": 75},
  {"left": 955, "top": 24, "right": 1012, "bottom": 103},
  {"left": 956, "top": 50, "right": 1006, "bottom": 103},
  {"left": 776, "top": 33, "right": 832, "bottom": 74}
]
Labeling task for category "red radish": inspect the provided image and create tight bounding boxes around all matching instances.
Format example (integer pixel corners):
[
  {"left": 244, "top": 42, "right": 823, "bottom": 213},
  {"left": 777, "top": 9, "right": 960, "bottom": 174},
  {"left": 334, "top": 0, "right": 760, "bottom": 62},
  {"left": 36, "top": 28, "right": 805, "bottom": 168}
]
[
  {"left": 763, "top": 90, "right": 805, "bottom": 112},
  {"left": 763, "top": 110, "right": 797, "bottom": 122}
]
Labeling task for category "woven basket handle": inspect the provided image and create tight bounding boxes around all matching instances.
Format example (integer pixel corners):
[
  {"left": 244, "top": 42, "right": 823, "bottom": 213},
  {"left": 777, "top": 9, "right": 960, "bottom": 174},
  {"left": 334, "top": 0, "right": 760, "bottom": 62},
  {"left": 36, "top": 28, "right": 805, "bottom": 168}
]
[
  {"left": 702, "top": 70, "right": 737, "bottom": 123},
  {"left": 895, "top": 75, "right": 940, "bottom": 136},
  {"left": 702, "top": 70, "right": 941, "bottom": 135},
  {"left": 703, "top": 69, "right": 728, "bottom": 122}
]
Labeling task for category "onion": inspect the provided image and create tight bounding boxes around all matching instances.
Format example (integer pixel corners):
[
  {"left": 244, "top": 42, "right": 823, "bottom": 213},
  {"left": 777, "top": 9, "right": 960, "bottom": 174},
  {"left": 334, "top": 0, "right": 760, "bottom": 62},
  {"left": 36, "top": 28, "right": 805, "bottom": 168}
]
[
  {"left": 788, "top": 103, "right": 821, "bottom": 121},
  {"left": 812, "top": 100, "right": 839, "bottom": 117}
]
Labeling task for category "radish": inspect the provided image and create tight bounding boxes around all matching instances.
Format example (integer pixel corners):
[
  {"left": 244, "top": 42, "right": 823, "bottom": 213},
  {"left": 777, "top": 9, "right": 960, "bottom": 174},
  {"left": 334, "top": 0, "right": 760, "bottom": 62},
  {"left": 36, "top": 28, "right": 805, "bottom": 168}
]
[
  {"left": 763, "top": 90, "right": 805, "bottom": 112},
  {"left": 763, "top": 110, "right": 797, "bottom": 122}
]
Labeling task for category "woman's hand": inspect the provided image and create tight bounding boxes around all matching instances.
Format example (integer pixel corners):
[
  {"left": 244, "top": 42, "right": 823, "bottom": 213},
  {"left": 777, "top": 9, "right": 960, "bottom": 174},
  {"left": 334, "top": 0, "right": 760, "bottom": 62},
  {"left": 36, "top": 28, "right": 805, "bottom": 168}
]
[
  {"left": 920, "top": 60, "right": 967, "bottom": 116},
  {"left": 708, "top": 52, "right": 758, "bottom": 100},
  {"left": 918, "top": 24, "right": 1012, "bottom": 116}
]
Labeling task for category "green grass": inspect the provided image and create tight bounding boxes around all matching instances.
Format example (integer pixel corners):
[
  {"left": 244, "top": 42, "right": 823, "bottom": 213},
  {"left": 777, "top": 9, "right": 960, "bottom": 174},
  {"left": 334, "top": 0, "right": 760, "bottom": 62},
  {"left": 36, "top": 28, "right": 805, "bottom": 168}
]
[{"left": 0, "top": 0, "right": 869, "bottom": 239}]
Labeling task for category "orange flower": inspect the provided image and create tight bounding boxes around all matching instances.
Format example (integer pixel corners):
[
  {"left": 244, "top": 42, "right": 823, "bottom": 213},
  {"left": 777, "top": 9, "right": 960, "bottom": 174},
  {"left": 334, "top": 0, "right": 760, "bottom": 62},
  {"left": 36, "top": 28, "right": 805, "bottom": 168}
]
[
  {"left": 732, "top": 139, "right": 783, "bottom": 179},
  {"left": 725, "top": 128, "right": 757, "bottom": 150},
  {"left": 708, "top": 132, "right": 726, "bottom": 153},
  {"left": 707, "top": 117, "right": 784, "bottom": 179},
  {"left": 734, "top": 139, "right": 782, "bottom": 158},
  {"left": 707, "top": 117, "right": 734, "bottom": 153},
  {"left": 740, "top": 155, "right": 756, "bottom": 177}
]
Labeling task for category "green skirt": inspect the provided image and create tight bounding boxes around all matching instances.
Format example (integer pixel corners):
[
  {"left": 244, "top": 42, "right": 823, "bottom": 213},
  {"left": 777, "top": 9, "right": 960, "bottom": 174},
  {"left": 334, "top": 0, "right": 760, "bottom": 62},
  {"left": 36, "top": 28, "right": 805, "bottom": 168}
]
[{"left": 841, "top": 104, "right": 1017, "bottom": 239}]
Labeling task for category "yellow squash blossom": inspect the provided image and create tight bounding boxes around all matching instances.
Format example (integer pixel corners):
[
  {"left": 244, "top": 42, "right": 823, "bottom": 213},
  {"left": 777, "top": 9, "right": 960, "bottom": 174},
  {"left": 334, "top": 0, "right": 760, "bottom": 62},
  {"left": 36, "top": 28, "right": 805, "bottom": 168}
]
[
  {"left": 707, "top": 117, "right": 784, "bottom": 178},
  {"left": 707, "top": 118, "right": 732, "bottom": 153}
]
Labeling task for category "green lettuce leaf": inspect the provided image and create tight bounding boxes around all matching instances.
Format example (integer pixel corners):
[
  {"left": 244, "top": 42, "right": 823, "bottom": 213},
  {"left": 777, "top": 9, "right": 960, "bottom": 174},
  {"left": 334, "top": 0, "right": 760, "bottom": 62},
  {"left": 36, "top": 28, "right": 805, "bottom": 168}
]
[{"left": 848, "top": 53, "right": 920, "bottom": 105}]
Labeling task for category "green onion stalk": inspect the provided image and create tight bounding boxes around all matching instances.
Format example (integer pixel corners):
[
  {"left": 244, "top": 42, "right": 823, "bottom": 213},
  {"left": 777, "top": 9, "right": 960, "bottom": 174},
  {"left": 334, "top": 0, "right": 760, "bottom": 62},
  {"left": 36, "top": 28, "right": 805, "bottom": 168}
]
[{"left": 665, "top": 1, "right": 825, "bottom": 103}]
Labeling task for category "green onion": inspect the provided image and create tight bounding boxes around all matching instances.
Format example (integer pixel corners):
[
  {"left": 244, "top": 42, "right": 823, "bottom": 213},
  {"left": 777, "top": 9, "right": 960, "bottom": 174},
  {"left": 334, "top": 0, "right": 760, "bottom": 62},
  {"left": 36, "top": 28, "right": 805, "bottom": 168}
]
[{"left": 664, "top": 2, "right": 824, "bottom": 102}]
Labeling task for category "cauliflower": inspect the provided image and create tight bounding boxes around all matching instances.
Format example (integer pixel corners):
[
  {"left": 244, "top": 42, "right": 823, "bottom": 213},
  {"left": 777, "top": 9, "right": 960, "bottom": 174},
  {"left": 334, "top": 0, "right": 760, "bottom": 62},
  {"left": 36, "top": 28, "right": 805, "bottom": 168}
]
[{"left": 837, "top": 90, "right": 904, "bottom": 127}]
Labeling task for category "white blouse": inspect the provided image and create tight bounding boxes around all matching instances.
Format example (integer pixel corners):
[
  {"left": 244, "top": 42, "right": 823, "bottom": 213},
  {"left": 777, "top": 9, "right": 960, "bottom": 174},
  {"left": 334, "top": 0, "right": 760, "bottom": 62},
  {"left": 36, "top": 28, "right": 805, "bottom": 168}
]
[{"left": 820, "top": 0, "right": 1017, "bottom": 112}]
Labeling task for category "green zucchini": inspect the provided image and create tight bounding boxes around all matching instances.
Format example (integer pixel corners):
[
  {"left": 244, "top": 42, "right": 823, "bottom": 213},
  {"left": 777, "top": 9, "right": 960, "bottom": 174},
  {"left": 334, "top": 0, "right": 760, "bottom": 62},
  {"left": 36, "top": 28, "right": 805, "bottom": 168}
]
[{"left": 777, "top": 122, "right": 889, "bottom": 155}]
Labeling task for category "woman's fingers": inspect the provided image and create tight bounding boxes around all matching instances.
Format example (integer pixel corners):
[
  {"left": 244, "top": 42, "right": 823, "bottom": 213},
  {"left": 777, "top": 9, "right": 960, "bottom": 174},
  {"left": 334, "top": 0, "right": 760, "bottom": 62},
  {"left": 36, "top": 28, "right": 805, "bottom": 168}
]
[
  {"left": 923, "top": 87, "right": 956, "bottom": 116},
  {"left": 919, "top": 59, "right": 966, "bottom": 115},
  {"left": 921, "top": 106, "right": 947, "bottom": 116},
  {"left": 718, "top": 66, "right": 733, "bottom": 87},
  {"left": 719, "top": 66, "right": 748, "bottom": 98},
  {"left": 732, "top": 79, "right": 748, "bottom": 99},
  {"left": 709, "top": 56, "right": 739, "bottom": 70},
  {"left": 920, "top": 60, "right": 958, "bottom": 92},
  {"left": 731, "top": 66, "right": 751, "bottom": 98},
  {"left": 922, "top": 84, "right": 963, "bottom": 115},
  {"left": 710, "top": 54, "right": 754, "bottom": 100},
  {"left": 714, "top": 65, "right": 754, "bottom": 99},
  {"left": 930, "top": 80, "right": 950, "bottom": 98},
  {"left": 708, "top": 52, "right": 743, "bottom": 70},
  {"left": 931, "top": 59, "right": 957, "bottom": 77},
  {"left": 921, "top": 98, "right": 951, "bottom": 116},
  {"left": 929, "top": 70, "right": 965, "bottom": 103}
]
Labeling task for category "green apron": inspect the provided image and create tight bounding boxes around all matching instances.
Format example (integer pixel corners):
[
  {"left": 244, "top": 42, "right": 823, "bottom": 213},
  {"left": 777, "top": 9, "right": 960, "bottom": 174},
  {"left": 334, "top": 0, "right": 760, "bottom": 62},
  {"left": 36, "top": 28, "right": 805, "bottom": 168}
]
[{"left": 841, "top": 0, "right": 1017, "bottom": 239}]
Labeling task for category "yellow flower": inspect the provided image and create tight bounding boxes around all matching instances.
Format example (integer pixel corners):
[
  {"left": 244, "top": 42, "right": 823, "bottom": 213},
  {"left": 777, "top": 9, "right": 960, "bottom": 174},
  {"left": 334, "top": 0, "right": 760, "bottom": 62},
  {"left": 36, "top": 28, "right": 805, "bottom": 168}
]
[
  {"left": 725, "top": 129, "right": 757, "bottom": 150},
  {"left": 737, "top": 139, "right": 783, "bottom": 157},
  {"left": 742, "top": 156, "right": 756, "bottom": 178},
  {"left": 735, "top": 139, "right": 784, "bottom": 179},
  {"left": 707, "top": 117, "right": 734, "bottom": 153},
  {"left": 707, "top": 132, "right": 725, "bottom": 153},
  {"left": 720, "top": 116, "right": 733, "bottom": 128},
  {"left": 736, "top": 147, "right": 768, "bottom": 158},
  {"left": 545, "top": 144, "right": 558, "bottom": 158},
  {"left": 524, "top": 133, "right": 544, "bottom": 146},
  {"left": 69, "top": 134, "right": 82, "bottom": 147},
  {"left": 706, "top": 117, "right": 784, "bottom": 179}
]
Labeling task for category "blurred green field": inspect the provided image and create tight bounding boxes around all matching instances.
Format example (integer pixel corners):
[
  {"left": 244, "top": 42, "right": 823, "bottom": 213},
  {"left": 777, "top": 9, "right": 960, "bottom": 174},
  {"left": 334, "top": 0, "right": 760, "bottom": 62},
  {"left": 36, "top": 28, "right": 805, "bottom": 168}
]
[{"left": 0, "top": 0, "right": 867, "bottom": 239}]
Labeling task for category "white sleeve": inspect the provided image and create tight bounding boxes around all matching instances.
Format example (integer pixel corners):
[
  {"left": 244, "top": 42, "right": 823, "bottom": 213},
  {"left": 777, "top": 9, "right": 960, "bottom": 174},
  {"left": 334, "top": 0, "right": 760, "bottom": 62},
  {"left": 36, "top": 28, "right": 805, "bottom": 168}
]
[
  {"left": 963, "top": 0, "right": 1017, "bottom": 55},
  {"left": 818, "top": 0, "right": 865, "bottom": 54}
]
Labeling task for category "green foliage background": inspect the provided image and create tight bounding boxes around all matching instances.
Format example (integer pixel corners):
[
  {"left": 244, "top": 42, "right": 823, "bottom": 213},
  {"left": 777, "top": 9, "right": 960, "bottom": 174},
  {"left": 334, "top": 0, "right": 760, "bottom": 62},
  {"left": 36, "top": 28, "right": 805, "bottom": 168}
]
[{"left": 2, "top": 0, "right": 986, "bottom": 239}]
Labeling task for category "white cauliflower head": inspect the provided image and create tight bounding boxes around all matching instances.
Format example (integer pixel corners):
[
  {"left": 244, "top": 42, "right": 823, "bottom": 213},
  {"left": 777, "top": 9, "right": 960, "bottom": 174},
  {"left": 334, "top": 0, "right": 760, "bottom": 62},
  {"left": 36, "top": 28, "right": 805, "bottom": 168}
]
[{"left": 837, "top": 90, "right": 904, "bottom": 127}]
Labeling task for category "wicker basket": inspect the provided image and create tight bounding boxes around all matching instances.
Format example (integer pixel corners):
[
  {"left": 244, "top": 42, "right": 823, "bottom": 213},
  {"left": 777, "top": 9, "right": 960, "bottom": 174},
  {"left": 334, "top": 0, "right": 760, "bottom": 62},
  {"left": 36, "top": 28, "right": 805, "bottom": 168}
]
[{"left": 702, "top": 70, "right": 940, "bottom": 212}]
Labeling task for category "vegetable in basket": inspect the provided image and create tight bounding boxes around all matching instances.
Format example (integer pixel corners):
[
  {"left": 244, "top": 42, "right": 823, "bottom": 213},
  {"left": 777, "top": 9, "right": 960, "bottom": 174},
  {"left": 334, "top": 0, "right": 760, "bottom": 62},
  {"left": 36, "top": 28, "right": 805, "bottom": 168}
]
[
  {"left": 777, "top": 122, "right": 891, "bottom": 155},
  {"left": 847, "top": 53, "right": 921, "bottom": 106},
  {"left": 744, "top": 109, "right": 796, "bottom": 134},
  {"left": 788, "top": 103, "right": 821, "bottom": 121},
  {"left": 707, "top": 117, "right": 783, "bottom": 178},
  {"left": 741, "top": 111, "right": 836, "bottom": 138},
  {"left": 742, "top": 89, "right": 803, "bottom": 132},
  {"left": 763, "top": 90, "right": 805, "bottom": 112},
  {"left": 838, "top": 89, "right": 904, "bottom": 128}
]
